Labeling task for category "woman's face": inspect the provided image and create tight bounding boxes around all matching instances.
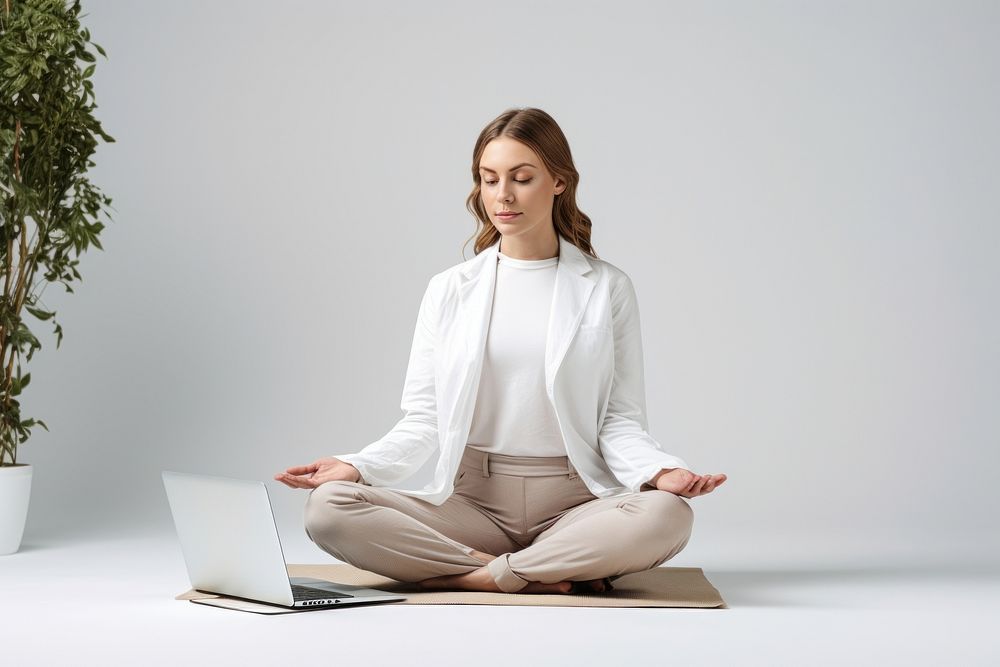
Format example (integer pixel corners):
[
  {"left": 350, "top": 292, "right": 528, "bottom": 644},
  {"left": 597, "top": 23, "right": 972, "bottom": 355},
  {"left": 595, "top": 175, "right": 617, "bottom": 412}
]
[{"left": 479, "top": 137, "right": 566, "bottom": 242}]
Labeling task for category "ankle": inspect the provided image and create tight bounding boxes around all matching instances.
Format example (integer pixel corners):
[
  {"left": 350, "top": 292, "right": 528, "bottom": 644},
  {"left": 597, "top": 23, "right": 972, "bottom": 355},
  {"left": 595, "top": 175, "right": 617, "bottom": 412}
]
[
  {"left": 470, "top": 549, "right": 498, "bottom": 565},
  {"left": 472, "top": 565, "right": 503, "bottom": 592}
]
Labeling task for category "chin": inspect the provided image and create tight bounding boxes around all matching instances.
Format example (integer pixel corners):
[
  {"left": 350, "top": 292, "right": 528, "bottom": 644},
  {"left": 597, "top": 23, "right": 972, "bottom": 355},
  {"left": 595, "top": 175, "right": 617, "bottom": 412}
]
[{"left": 497, "top": 215, "right": 528, "bottom": 227}]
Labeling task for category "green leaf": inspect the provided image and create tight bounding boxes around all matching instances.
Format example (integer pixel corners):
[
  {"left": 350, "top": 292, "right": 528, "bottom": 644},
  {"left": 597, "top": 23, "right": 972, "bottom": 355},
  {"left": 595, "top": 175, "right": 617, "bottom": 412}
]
[{"left": 26, "top": 305, "right": 55, "bottom": 321}]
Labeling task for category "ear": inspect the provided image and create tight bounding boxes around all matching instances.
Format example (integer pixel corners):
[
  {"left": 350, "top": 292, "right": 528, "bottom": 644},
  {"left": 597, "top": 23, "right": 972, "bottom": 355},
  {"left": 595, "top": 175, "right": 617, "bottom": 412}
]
[{"left": 553, "top": 177, "right": 567, "bottom": 196}]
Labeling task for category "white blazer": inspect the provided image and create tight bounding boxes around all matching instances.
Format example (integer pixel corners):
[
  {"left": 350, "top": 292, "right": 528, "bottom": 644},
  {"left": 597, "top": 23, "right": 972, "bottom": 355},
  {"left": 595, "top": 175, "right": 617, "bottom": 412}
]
[{"left": 334, "top": 235, "right": 689, "bottom": 506}]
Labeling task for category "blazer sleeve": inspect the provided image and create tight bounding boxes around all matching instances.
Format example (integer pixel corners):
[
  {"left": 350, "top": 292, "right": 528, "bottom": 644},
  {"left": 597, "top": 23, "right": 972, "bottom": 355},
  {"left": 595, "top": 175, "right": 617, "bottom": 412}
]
[
  {"left": 331, "top": 274, "right": 442, "bottom": 486},
  {"left": 597, "top": 272, "right": 690, "bottom": 491}
]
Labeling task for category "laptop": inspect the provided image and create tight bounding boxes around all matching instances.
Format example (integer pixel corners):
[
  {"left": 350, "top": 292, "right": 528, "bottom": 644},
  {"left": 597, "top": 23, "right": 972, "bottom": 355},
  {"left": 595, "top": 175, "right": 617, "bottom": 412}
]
[{"left": 162, "top": 470, "right": 407, "bottom": 609}]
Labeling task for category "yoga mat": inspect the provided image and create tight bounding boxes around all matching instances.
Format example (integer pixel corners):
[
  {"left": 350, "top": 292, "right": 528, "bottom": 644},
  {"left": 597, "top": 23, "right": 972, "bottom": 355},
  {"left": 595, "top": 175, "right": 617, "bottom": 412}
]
[{"left": 175, "top": 563, "right": 727, "bottom": 614}]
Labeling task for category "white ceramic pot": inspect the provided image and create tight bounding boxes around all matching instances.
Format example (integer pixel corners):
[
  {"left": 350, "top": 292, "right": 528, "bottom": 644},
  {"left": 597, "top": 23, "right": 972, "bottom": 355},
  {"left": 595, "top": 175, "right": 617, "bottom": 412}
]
[{"left": 0, "top": 463, "right": 32, "bottom": 555}]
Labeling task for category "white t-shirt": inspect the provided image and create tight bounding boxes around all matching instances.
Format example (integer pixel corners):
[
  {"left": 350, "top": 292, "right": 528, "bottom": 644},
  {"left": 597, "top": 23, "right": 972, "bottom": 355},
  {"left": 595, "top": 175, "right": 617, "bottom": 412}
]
[{"left": 466, "top": 249, "right": 567, "bottom": 457}]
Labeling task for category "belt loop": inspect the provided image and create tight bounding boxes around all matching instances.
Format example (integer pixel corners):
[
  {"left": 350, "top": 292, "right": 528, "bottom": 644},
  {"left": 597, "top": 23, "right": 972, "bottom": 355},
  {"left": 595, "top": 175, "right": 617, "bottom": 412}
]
[
  {"left": 481, "top": 451, "right": 490, "bottom": 477},
  {"left": 567, "top": 457, "right": 578, "bottom": 480}
]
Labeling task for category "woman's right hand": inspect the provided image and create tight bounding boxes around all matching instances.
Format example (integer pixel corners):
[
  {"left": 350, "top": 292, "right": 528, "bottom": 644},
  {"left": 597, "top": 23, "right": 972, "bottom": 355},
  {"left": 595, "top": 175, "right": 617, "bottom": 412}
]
[{"left": 274, "top": 457, "right": 362, "bottom": 489}]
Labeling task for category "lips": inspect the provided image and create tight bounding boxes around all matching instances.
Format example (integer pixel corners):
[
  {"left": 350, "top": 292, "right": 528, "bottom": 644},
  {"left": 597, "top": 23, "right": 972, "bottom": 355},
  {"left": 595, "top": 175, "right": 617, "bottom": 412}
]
[{"left": 497, "top": 212, "right": 521, "bottom": 218}]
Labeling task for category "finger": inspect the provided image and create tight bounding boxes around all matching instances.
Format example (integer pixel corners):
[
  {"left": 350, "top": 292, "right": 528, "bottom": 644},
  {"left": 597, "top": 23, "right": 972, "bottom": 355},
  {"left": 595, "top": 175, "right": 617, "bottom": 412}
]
[
  {"left": 691, "top": 475, "right": 710, "bottom": 496},
  {"left": 280, "top": 474, "right": 310, "bottom": 489},
  {"left": 675, "top": 473, "right": 701, "bottom": 496},
  {"left": 299, "top": 474, "right": 325, "bottom": 489},
  {"left": 284, "top": 464, "right": 317, "bottom": 476},
  {"left": 276, "top": 474, "right": 298, "bottom": 488},
  {"left": 680, "top": 476, "right": 701, "bottom": 498},
  {"left": 702, "top": 474, "right": 726, "bottom": 494},
  {"left": 292, "top": 475, "right": 318, "bottom": 489}
]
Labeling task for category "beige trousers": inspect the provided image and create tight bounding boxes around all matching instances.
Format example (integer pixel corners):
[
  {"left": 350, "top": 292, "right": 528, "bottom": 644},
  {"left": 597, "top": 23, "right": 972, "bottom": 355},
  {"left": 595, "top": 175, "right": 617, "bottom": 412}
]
[{"left": 303, "top": 447, "right": 694, "bottom": 593}]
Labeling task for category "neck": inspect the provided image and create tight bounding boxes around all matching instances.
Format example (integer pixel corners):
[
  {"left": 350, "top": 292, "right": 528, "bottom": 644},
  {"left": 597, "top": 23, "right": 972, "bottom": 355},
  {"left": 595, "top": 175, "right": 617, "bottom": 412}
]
[{"left": 498, "top": 231, "right": 559, "bottom": 260}]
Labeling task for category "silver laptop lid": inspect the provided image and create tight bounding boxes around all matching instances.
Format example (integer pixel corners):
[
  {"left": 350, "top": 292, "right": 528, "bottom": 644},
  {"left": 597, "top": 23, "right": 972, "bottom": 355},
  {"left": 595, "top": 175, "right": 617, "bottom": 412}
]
[{"left": 162, "top": 471, "right": 297, "bottom": 607}]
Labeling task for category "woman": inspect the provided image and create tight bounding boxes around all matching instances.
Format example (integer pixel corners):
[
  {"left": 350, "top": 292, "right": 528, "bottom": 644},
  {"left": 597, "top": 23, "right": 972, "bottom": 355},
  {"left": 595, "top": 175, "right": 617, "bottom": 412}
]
[{"left": 276, "top": 107, "right": 727, "bottom": 595}]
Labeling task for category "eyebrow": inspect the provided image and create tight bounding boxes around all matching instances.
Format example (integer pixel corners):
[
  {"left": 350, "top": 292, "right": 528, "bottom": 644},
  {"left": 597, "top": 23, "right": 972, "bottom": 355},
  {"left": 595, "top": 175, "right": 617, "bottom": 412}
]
[{"left": 479, "top": 162, "right": 537, "bottom": 173}]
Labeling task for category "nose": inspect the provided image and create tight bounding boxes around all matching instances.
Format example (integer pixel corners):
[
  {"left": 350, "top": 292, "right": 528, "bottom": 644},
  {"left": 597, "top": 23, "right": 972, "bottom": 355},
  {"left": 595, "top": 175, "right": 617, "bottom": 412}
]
[{"left": 495, "top": 183, "right": 514, "bottom": 204}]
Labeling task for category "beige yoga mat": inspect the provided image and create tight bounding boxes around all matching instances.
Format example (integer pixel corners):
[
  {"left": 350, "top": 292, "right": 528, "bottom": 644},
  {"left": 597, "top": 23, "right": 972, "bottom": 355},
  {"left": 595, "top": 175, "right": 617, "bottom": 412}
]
[{"left": 175, "top": 563, "right": 727, "bottom": 614}]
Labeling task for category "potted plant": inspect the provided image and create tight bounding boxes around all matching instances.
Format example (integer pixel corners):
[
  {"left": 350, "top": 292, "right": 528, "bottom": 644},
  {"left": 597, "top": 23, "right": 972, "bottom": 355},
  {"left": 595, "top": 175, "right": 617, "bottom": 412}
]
[{"left": 1, "top": 0, "right": 114, "bottom": 554}]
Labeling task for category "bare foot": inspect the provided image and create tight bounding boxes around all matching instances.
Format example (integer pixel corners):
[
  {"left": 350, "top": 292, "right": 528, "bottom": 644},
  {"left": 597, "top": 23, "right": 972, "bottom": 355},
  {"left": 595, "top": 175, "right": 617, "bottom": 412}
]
[
  {"left": 576, "top": 577, "right": 614, "bottom": 593},
  {"left": 417, "top": 559, "right": 612, "bottom": 595},
  {"left": 417, "top": 565, "right": 573, "bottom": 593}
]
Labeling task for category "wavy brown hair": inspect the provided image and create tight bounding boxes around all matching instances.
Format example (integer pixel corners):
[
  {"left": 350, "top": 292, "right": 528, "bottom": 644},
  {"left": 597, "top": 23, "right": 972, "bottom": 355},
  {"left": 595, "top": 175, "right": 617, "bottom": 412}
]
[{"left": 463, "top": 107, "right": 598, "bottom": 260}]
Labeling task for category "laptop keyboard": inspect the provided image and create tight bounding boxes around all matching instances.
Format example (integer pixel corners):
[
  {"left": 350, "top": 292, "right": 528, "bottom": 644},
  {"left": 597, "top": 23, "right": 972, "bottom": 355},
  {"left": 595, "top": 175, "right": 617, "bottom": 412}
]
[{"left": 291, "top": 584, "right": 354, "bottom": 600}]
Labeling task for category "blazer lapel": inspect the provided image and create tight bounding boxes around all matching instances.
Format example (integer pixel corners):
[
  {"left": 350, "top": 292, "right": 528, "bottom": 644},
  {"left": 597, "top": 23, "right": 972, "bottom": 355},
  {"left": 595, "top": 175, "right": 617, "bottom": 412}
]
[{"left": 544, "top": 235, "right": 597, "bottom": 395}]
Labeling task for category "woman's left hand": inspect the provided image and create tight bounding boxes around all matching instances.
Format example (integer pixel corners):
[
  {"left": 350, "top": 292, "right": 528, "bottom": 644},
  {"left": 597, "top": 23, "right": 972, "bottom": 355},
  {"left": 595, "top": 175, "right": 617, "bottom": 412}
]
[{"left": 653, "top": 468, "right": 727, "bottom": 498}]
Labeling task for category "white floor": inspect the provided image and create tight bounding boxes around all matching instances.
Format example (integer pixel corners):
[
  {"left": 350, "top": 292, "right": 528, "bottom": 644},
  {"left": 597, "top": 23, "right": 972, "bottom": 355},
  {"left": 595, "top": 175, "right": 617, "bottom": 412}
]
[{"left": 3, "top": 532, "right": 997, "bottom": 666}]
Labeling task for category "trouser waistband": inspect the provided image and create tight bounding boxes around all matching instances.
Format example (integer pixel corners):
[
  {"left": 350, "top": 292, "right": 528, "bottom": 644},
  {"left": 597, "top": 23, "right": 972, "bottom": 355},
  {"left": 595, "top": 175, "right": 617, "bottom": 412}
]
[{"left": 460, "top": 446, "right": 579, "bottom": 479}]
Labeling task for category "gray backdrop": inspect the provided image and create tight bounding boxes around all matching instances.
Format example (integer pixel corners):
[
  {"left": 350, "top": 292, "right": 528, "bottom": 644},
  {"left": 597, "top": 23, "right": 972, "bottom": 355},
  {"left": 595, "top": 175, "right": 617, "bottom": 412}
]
[{"left": 20, "top": 0, "right": 998, "bottom": 569}]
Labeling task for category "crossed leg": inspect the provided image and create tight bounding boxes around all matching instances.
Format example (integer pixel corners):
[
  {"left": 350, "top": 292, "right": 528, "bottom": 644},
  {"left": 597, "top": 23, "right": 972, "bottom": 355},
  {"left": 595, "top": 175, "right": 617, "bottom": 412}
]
[
  {"left": 483, "top": 489, "right": 695, "bottom": 593},
  {"left": 305, "top": 482, "right": 693, "bottom": 593},
  {"left": 304, "top": 480, "right": 516, "bottom": 582},
  {"left": 304, "top": 480, "right": 617, "bottom": 594}
]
